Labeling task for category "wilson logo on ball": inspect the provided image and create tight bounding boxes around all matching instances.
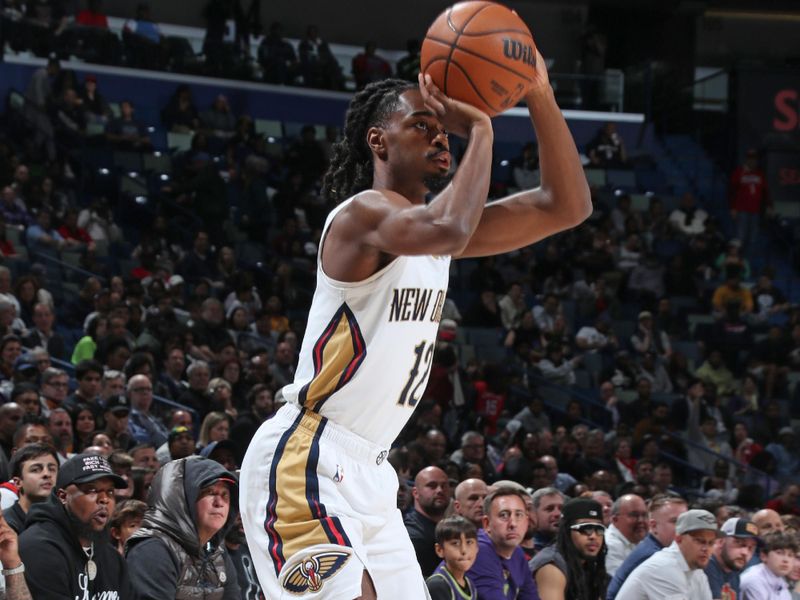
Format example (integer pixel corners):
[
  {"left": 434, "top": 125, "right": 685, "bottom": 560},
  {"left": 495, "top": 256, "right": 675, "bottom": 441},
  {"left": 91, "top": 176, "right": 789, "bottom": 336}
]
[{"left": 502, "top": 39, "right": 536, "bottom": 67}]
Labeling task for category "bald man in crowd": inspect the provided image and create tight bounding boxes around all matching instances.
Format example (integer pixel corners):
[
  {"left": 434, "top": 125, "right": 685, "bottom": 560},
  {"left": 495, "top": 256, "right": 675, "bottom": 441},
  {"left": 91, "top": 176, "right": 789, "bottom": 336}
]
[
  {"left": 746, "top": 508, "right": 785, "bottom": 568},
  {"left": 752, "top": 508, "right": 784, "bottom": 536},
  {"left": 607, "top": 493, "right": 688, "bottom": 599},
  {"left": 404, "top": 466, "right": 451, "bottom": 577},
  {"left": 454, "top": 478, "right": 488, "bottom": 529},
  {"left": 606, "top": 494, "right": 648, "bottom": 576}
]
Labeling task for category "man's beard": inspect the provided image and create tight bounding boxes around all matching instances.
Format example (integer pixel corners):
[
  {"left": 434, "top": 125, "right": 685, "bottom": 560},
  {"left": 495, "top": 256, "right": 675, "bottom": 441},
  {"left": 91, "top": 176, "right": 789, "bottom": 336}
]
[
  {"left": 721, "top": 547, "right": 743, "bottom": 572},
  {"left": 424, "top": 172, "right": 454, "bottom": 196},
  {"left": 66, "top": 506, "right": 109, "bottom": 543},
  {"left": 425, "top": 501, "right": 448, "bottom": 518}
]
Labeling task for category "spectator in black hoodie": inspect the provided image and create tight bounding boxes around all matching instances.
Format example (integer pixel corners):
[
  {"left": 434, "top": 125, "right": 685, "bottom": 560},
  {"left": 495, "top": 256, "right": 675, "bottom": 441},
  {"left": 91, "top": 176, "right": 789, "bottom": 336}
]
[
  {"left": 18, "top": 453, "right": 135, "bottom": 599},
  {"left": 126, "top": 456, "right": 240, "bottom": 598}
]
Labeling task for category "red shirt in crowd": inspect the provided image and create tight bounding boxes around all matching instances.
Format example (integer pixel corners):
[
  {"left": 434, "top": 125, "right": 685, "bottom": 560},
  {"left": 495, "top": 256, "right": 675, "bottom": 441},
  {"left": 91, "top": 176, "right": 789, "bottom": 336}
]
[
  {"left": 75, "top": 10, "right": 109, "bottom": 28},
  {"left": 729, "top": 166, "right": 769, "bottom": 214},
  {"left": 765, "top": 497, "right": 800, "bottom": 516},
  {"left": 473, "top": 380, "right": 505, "bottom": 435},
  {"left": 57, "top": 225, "right": 92, "bottom": 245},
  {"left": 0, "top": 240, "right": 15, "bottom": 257}
]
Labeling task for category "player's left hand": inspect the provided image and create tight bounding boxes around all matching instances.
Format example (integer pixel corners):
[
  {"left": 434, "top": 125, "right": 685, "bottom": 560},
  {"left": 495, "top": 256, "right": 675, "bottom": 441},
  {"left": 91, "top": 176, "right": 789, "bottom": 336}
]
[{"left": 525, "top": 48, "right": 551, "bottom": 99}]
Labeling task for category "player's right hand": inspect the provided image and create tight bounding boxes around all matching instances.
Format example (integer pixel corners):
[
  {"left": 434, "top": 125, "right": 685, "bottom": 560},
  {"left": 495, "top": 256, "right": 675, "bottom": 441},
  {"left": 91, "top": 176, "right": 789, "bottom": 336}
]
[{"left": 418, "top": 73, "right": 492, "bottom": 139}]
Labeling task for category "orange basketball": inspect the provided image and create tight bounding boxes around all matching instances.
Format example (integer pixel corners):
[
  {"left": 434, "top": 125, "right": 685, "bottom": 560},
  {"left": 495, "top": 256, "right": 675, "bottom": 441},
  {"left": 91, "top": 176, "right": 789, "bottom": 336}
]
[{"left": 421, "top": 1, "right": 536, "bottom": 117}]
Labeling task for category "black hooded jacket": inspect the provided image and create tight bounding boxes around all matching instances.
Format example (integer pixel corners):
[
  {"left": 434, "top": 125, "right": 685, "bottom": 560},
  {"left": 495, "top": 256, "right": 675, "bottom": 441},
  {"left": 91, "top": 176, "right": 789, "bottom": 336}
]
[
  {"left": 18, "top": 494, "right": 137, "bottom": 599},
  {"left": 126, "top": 456, "right": 240, "bottom": 600}
]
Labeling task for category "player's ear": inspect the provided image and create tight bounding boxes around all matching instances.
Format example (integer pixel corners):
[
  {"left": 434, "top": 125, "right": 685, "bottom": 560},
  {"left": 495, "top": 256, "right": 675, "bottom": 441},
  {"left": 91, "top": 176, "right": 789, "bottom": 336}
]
[{"left": 366, "top": 127, "right": 387, "bottom": 160}]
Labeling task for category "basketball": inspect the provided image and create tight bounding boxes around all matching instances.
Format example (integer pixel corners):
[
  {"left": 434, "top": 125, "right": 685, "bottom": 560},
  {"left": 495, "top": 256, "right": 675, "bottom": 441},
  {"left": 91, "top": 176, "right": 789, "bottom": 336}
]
[{"left": 420, "top": 1, "right": 537, "bottom": 117}]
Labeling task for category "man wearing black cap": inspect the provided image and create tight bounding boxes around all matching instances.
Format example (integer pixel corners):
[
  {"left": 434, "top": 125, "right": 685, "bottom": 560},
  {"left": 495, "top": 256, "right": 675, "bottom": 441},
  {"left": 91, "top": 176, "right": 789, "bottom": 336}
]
[
  {"left": 199, "top": 439, "right": 238, "bottom": 472},
  {"left": 126, "top": 456, "right": 240, "bottom": 598},
  {"left": 704, "top": 517, "right": 759, "bottom": 600},
  {"left": 165, "top": 425, "right": 195, "bottom": 462},
  {"left": 18, "top": 453, "right": 136, "bottom": 598},
  {"left": 102, "top": 394, "right": 133, "bottom": 450},
  {"left": 531, "top": 497, "right": 608, "bottom": 600}
]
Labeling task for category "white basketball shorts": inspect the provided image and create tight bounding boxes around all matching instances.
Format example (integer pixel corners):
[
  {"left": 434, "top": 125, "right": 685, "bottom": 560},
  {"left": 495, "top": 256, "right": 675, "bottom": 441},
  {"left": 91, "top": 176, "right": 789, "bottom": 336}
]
[{"left": 240, "top": 402, "right": 431, "bottom": 599}]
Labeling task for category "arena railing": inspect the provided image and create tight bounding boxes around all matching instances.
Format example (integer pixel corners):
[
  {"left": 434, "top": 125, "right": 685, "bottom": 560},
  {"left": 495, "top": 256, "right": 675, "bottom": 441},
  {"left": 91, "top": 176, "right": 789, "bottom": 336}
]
[
  {"left": 518, "top": 373, "right": 773, "bottom": 493},
  {"left": 515, "top": 380, "right": 711, "bottom": 501},
  {"left": 50, "top": 356, "right": 200, "bottom": 427}
]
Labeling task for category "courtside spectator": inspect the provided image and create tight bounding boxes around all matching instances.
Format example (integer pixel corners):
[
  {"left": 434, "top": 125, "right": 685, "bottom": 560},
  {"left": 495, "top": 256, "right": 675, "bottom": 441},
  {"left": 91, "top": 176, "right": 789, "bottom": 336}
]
[
  {"left": 426, "top": 516, "right": 478, "bottom": 600},
  {"left": 405, "top": 466, "right": 451, "bottom": 578},
  {"left": 704, "top": 517, "right": 760, "bottom": 599},
  {"left": 740, "top": 532, "right": 797, "bottom": 600},
  {"left": 605, "top": 494, "right": 648, "bottom": 576},
  {"left": 454, "top": 478, "right": 489, "bottom": 529},
  {"left": 467, "top": 486, "right": 538, "bottom": 599},
  {"left": 19, "top": 453, "right": 134, "bottom": 598},
  {"left": 532, "top": 487, "right": 565, "bottom": 552},
  {"left": 615, "top": 509, "right": 718, "bottom": 600},
  {"left": 607, "top": 493, "right": 688, "bottom": 599},
  {"left": 2, "top": 443, "right": 58, "bottom": 533},
  {"left": 126, "top": 456, "right": 240, "bottom": 597},
  {"left": 531, "top": 497, "right": 608, "bottom": 600}
]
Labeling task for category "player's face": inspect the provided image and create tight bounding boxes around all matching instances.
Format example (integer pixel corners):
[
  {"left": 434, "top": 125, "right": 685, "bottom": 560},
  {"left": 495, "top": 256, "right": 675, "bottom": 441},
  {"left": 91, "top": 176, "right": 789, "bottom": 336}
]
[
  {"left": 435, "top": 533, "right": 478, "bottom": 576},
  {"left": 385, "top": 90, "right": 452, "bottom": 192}
]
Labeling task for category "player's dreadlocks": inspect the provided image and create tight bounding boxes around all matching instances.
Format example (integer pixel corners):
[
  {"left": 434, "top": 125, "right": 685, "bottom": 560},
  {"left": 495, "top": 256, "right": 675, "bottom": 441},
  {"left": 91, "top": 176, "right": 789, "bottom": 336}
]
[
  {"left": 555, "top": 518, "right": 609, "bottom": 600},
  {"left": 322, "top": 78, "right": 416, "bottom": 203}
]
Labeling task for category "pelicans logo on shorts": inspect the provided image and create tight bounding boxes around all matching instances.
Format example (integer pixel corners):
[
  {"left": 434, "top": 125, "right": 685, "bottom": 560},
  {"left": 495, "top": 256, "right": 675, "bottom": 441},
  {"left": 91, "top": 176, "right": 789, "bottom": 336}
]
[{"left": 281, "top": 551, "right": 351, "bottom": 594}]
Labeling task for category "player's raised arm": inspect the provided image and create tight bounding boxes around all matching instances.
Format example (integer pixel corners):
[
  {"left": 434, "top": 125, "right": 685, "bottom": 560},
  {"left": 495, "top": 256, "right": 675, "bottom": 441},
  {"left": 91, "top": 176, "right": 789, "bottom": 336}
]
[
  {"left": 321, "top": 76, "right": 493, "bottom": 280},
  {"left": 456, "top": 49, "right": 593, "bottom": 259}
]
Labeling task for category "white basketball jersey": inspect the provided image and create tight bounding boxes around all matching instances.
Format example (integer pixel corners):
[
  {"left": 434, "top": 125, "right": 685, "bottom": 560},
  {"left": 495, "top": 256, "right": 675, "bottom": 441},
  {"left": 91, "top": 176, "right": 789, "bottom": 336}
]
[{"left": 280, "top": 198, "right": 451, "bottom": 447}]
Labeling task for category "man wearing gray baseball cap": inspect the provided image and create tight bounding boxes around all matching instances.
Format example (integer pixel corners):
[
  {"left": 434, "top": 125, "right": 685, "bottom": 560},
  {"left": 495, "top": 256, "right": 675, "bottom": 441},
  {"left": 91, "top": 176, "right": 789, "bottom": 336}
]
[{"left": 615, "top": 509, "right": 718, "bottom": 600}]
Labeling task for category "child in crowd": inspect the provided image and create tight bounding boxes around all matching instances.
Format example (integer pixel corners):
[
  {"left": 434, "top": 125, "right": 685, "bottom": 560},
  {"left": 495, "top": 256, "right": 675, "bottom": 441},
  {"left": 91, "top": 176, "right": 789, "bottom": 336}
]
[
  {"left": 741, "top": 532, "right": 798, "bottom": 600},
  {"left": 426, "top": 516, "right": 479, "bottom": 600},
  {"left": 109, "top": 499, "right": 147, "bottom": 555}
]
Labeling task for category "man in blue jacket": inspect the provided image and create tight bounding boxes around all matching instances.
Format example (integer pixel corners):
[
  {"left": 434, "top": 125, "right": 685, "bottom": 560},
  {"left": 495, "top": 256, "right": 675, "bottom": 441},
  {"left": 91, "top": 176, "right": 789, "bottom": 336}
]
[{"left": 607, "top": 493, "right": 687, "bottom": 599}]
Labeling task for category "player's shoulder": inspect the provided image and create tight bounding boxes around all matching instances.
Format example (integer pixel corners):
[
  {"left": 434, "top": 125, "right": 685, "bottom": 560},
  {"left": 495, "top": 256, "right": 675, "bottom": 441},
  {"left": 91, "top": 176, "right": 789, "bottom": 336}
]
[
  {"left": 336, "top": 189, "right": 412, "bottom": 228},
  {"left": 347, "top": 189, "right": 410, "bottom": 211}
]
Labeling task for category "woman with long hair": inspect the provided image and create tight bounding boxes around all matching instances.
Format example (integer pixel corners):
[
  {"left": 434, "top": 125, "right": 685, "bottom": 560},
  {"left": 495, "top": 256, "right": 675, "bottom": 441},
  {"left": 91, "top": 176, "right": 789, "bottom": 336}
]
[
  {"left": 0, "top": 334, "right": 22, "bottom": 381},
  {"left": 197, "top": 410, "right": 230, "bottom": 450},
  {"left": 13, "top": 276, "right": 40, "bottom": 327},
  {"left": 218, "top": 358, "right": 246, "bottom": 409},
  {"left": 71, "top": 402, "right": 97, "bottom": 452},
  {"left": 531, "top": 497, "right": 609, "bottom": 600}
]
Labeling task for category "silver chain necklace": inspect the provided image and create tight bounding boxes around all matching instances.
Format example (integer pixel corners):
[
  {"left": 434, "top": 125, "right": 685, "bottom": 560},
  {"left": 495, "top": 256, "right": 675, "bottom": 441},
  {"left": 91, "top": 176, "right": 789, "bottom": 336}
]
[{"left": 83, "top": 543, "right": 97, "bottom": 581}]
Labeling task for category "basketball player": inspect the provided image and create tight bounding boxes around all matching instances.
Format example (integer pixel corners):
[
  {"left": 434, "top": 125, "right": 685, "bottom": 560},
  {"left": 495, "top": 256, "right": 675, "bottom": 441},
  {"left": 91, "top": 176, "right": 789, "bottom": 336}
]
[{"left": 241, "top": 49, "right": 591, "bottom": 599}]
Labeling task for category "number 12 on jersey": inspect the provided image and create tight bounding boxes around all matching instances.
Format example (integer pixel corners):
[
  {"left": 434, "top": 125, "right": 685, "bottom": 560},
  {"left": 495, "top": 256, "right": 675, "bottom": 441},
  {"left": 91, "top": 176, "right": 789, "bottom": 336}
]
[{"left": 397, "top": 341, "right": 435, "bottom": 407}]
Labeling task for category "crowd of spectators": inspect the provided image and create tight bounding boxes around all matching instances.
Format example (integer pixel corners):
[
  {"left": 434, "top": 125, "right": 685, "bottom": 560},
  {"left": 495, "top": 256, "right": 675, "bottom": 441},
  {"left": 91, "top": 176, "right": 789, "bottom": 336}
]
[
  {"left": 1, "top": 0, "right": 421, "bottom": 91},
  {"left": 0, "top": 7, "right": 797, "bottom": 597}
]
